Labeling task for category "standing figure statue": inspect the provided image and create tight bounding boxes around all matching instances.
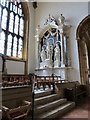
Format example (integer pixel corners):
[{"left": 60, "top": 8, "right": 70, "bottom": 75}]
[
  {"left": 46, "top": 41, "right": 50, "bottom": 60},
  {"left": 46, "top": 41, "right": 53, "bottom": 61},
  {"left": 58, "top": 14, "right": 65, "bottom": 34},
  {"left": 40, "top": 46, "right": 46, "bottom": 62},
  {"left": 50, "top": 45, "right": 53, "bottom": 61},
  {"left": 54, "top": 43, "right": 60, "bottom": 62},
  {"left": 45, "top": 41, "right": 53, "bottom": 68}
]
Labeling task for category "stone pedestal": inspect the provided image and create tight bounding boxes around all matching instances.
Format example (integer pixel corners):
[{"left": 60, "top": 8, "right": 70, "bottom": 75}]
[
  {"left": 45, "top": 59, "right": 52, "bottom": 68},
  {"left": 61, "top": 64, "right": 65, "bottom": 67},
  {"left": 35, "top": 67, "right": 73, "bottom": 81},
  {"left": 40, "top": 62, "right": 45, "bottom": 69},
  {"left": 54, "top": 60, "right": 60, "bottom": 68},
  {"left": 35, "top": 68, "right": 53, "bottom": 76}
]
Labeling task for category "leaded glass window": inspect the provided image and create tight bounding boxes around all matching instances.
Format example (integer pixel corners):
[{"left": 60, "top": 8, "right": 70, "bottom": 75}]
[
  {"left": 0, "top": 0, "right": 24, "bottom": 59},
  {"left": 9, "top": 12, "right": 14, "bottom": 32},
  {"left": 13, "top": 36, "right": 17, "bottom": 57},
  {"left": 18, "top": 37, "right": 22, "bottom": 58},
  {"left": 7, "top": 34, "right": 12, "bottom": 56},
  {"left": 0, "top": 31, "right": 5, "bottom": 54},
  {"left": 2, "top": 8, "right": 7, "bottom": 30},
  {"left": 14, "top": 15, "right": 19, "bottom": 34},
  {"left": 20, "top": 17, "right": 24, "bottom": 36}
]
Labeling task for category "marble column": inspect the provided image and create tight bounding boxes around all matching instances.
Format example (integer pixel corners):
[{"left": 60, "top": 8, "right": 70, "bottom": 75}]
[
  {"left": 58, "top": 14, "right": 66, "bottom": 67},
  {"left": 60, "top": 32, "right": 65, "bottom": 67},
  {"left": 35, "top": 26, "right": 40, "bottom": 69}
]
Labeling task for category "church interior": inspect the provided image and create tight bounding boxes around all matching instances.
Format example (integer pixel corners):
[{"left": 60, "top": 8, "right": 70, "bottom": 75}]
[{"left": 0, "top": 1, "right": 90, "bottom": 120}]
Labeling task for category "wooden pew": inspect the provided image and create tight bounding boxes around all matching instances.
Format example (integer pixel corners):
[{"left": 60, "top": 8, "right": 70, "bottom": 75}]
[
  {"left": 2, "top": 100, "right": 31, "bottom": 120},
  {"left": 64, "top": 83, "right": 87, "bottom": 104},
  {"left": 2, "top": 74, "right": 31, "bottom": 87},
  {"left": 34, "top": 75, "right": 68, "bottom": 90}
]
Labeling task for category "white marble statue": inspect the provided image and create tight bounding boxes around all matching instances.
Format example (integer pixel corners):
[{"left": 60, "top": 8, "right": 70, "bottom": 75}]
[
  {"left": 44, "top": 41, "right": 53, "bottom": 68},
  {"left": 40, "top": 46, "right": 46, "bottom": 62},
  {"left": 58, "top": 14, "right": 65, "bottom": 25},
  {"left": 54, "top": 43, "right": 60, "bottom": 62},
  {"left": 58, "top": 14, "right": 65, "bottom": 34},
  {"left": 46, "top": 42, "right": 53, "bottom": 61},
  {"left": 54, "top": 43, "right": 60, "bottom": 67},
  {"left": 50, "top": 45, "right": 53, "bottom": 61},
  {"left": 46, "top": 41, "right": 50, "bottom": 60}
]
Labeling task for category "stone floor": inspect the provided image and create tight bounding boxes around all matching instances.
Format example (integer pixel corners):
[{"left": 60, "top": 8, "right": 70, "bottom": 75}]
[{"left": 58, "top": 97, "right": 90, "bottom": 120}]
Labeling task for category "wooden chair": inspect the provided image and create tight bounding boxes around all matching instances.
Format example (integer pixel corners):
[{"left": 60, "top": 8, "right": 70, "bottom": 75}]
[{"left": 2, "top": 101, "right": 31, "bottom": 120}]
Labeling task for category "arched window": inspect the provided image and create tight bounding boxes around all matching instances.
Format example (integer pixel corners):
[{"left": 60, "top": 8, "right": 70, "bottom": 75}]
[{"left": 0, "top": 0, "right": 24, "bottom": 59}]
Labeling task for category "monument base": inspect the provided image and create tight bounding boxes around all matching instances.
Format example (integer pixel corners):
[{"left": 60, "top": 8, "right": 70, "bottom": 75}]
[
  {"left": 40, "top": 62, "right": 45, "bottom": 69},
  {"left": 45, "top": 59, "right": 52, "bottom": 68},
  {"left": 54, "top": 60, "right": 60, "bottom": 68}
]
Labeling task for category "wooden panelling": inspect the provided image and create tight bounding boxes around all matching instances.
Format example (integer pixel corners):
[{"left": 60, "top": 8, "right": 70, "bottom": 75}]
[
  {"left": 56, "top": 81, "right": 80, "bottom": 89},
  {"left": 56, "top": 81, "right": 80, "bottom": 97},
  {"left": 2, "top": 85, "right": 32, "bottom": 109}
]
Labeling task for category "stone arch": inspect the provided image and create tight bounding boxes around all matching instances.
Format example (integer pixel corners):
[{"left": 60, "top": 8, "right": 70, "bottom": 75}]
[
  {"left": 22, "top": 2, "right": 30, "bottom": 74},
  {"left": 76, "top": 15, "right": 90, "bottom": 84}
]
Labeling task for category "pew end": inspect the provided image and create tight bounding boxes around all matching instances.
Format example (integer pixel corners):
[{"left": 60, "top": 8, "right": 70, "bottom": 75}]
[{"left": 2, "top": 100, "right": 31, "bottom": 120}]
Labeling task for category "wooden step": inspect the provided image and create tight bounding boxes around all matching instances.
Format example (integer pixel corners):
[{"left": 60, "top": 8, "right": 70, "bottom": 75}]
[
  {"left": 34, "top": 98, "right": 67, "bottom": 116},
  {"left": 34, "top": 90, "right": 52, "bottom": 98},
  {"left": 36, "top": 102, "right": 75, "bottom": 119},
  {"left": 34, "top": 93, "right": 61, "bottom": 106}
]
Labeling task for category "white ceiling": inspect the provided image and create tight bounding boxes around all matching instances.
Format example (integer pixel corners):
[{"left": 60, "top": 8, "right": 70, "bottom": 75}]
[{"left": 36, "top": 0, "right": 89, "bottom": 2}]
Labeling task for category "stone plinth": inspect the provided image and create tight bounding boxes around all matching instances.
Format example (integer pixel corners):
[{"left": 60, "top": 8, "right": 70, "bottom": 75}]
[
  {"left": 45, "top": 59, "right": 52, "bottom": 68},
  {"left": 54, "top": 60, "right": 60, "bottom": 68}
]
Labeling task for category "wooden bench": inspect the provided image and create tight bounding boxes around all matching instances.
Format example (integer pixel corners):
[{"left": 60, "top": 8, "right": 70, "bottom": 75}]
[
  {"left": 34, "top": 75, "right": 68, "bottom": 90},
  {"left": 64, "top": 84, "right": 87, "bottom": 104},
  {"left": 2, "top": 74, "right": 31, "bottom": 87},
  {"left": 35, "top": 76, "right": 53, "bottom": 90},
  {"left": 2, "top": 100, "right": 31, "bottom": 120}
]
